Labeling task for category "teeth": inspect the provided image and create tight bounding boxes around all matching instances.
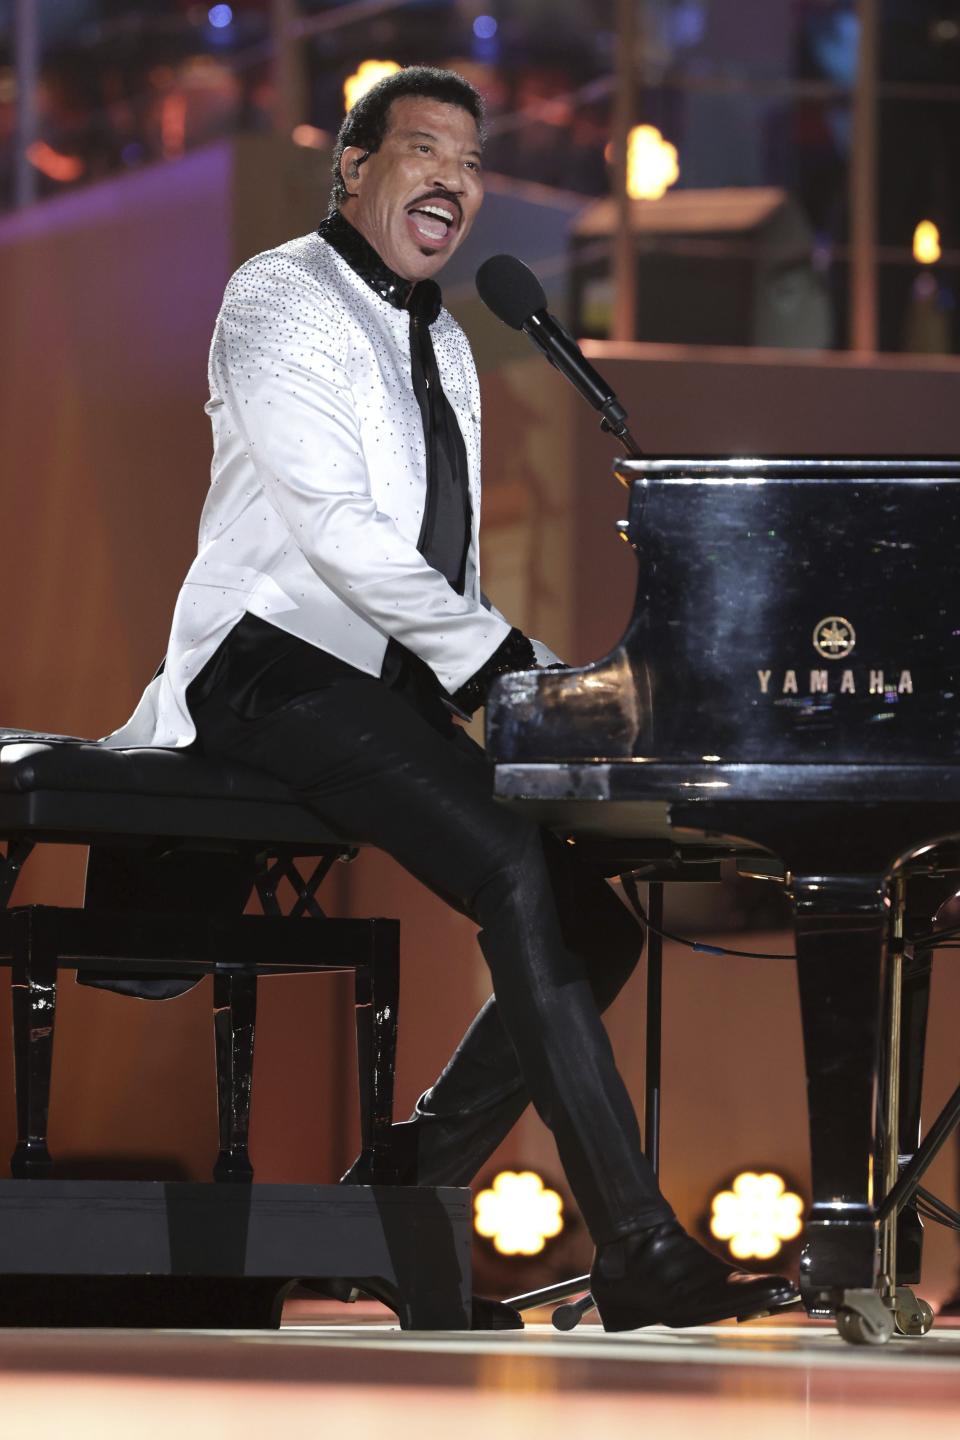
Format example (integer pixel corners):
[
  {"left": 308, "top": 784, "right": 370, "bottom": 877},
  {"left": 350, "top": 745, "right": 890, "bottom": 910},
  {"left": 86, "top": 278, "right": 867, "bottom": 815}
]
[{"left": 418, "top": 205, "right": 454, "bottom": 222}]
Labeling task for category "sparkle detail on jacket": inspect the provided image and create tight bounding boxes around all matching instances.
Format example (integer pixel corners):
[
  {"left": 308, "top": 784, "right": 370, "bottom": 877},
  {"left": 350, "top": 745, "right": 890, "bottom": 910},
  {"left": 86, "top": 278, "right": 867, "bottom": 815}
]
[{"left": 104, "top": 230, "right": 511, "bottom": 749}]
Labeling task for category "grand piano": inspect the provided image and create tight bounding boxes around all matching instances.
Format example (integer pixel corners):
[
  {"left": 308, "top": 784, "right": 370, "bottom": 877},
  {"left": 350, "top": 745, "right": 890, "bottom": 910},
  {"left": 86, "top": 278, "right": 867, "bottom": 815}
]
[{"left": 486, "top": 456, "right": 960, "bottom": 1344}]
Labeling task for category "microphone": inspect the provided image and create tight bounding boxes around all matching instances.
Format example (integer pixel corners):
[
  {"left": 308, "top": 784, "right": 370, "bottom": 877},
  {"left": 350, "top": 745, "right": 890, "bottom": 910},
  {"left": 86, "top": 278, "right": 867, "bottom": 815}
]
[{"left": 475, "top": 254, "right": 641, "bottom": 455}]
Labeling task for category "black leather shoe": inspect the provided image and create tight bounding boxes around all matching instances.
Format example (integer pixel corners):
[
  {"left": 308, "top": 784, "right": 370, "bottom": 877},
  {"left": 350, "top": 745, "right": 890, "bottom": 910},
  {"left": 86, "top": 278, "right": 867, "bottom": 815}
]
[
  {"left": 591, "top": 1221, "right": 799, "bottom": 1332},
  {"left": 301, "top": 1277, "right": 522, "bottom": 1331}
]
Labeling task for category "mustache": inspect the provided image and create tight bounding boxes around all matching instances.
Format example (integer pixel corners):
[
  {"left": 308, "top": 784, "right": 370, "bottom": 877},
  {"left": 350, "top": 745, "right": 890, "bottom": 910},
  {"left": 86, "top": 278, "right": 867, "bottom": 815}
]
[{"left": 407, "top": 189, "right": 463, "bottom": 223}]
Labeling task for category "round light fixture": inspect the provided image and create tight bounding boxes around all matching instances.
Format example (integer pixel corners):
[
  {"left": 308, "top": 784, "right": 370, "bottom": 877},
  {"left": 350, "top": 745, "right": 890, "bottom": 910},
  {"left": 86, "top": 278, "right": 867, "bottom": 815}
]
[
  {"left": 474, "top": 1170, "right": 564, "bottom": 1256},
  {"left": 344, "top": 60, "right": 402, "bottom": 113},
  {"left": 709, "top": 1170, "right": 804, "bottom": 1261},
  {"left": 913, "top": 220, "right": 942, "bottom": 265},
  {"left": 626, "top": 124, "right": 679, "bottom": 201}
]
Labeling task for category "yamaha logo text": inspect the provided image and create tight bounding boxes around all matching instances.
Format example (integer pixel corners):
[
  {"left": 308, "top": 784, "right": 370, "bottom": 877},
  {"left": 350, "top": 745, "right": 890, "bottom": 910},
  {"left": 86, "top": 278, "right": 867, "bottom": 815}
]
[{"left": 756, "top": 615, "right": 914, "bottom": 697}]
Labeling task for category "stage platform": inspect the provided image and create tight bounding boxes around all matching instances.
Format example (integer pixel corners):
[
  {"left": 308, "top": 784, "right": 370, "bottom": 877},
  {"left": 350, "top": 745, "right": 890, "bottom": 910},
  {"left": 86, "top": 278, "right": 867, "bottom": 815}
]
[{"left": 1, "top": 1305, "right": 959, "bottom": 1439}]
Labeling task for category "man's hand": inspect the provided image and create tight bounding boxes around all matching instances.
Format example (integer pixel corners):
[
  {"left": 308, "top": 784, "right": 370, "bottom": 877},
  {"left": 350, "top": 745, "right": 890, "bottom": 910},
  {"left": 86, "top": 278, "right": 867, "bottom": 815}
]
[{"left": 452, "top": 627, "right": 537, "bottom": 716}]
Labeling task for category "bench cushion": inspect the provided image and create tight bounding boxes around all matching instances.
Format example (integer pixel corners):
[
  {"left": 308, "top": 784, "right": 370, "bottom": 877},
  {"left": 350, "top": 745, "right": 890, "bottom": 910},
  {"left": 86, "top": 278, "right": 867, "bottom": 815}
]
[
  {"left": 0, "top": 730, "right": 346, "bottom": 848},
  {"left": 1, "top": 731, "right": 293, "bottom": 804}
]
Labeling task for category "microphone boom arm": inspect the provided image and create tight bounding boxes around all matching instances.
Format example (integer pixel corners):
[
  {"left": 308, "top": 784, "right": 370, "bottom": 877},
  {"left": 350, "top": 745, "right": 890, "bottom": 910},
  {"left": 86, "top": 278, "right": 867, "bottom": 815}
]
[{"left": 522, "top": 311, "right": 643, "bottom": 459}]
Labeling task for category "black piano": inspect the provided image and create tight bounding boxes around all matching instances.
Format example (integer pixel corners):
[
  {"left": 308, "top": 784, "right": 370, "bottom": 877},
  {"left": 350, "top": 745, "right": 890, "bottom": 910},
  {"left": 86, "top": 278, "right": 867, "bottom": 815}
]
[{"left": 487, "top": 457, "right": 960, "bottom": 1345}]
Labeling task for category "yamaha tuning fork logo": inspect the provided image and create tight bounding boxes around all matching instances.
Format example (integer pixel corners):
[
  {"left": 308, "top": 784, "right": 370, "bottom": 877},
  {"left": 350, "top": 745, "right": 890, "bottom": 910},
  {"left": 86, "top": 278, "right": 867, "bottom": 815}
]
[
  {"left": 755, "top": 615, "right": 914, "bottom": 699},
  {"left": 812, "top": 616, "right": 856, "bottom": 660}
]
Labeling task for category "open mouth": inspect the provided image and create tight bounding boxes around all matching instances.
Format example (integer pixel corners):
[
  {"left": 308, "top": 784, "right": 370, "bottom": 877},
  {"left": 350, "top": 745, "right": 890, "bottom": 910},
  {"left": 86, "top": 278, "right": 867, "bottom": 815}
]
[{"left": 405, "top": 199, "right": 460, "bottom": 248}]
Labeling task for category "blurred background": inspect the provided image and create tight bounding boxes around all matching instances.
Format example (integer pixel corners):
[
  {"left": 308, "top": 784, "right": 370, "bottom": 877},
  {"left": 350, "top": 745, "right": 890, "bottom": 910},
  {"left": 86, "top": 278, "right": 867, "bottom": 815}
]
[
  {"left": 1, "top": 0, "right": 959, "bottom": 1308},
  {"left": 4, "top": 0, "right": 960, "bottom": 348}
]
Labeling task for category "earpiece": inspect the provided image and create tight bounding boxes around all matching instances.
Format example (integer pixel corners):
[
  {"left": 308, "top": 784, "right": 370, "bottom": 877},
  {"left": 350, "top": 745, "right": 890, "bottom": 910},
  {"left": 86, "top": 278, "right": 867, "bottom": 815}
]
[{"left": 342, "top": 149, "right": 369, "bottom": 197}]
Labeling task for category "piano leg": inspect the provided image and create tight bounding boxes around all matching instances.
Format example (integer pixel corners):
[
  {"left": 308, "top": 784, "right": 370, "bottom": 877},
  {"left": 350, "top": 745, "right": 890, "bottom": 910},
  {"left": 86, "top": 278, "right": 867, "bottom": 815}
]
[
  {"left": 643, "top": 882, "right": 664, "bottom": 1174},
  {"left": 795, "top": 870, "right": 940, "bottom": 1343},
  {"left": 793, "top": 873, "right": 889, "bottom": 1317},
  {"left": 667, "top": 800, "right": 958, "bottom": 1344},
  {"left": 895, "top": 949, "right": 930, "bottom": 1286},
  {"left": 896, "top": 872, "right": 960, "bottom": 1284}
]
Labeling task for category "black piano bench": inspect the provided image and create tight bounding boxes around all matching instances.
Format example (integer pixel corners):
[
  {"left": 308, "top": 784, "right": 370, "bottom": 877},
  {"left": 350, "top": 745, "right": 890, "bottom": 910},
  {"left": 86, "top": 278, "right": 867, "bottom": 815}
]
[{"left": 0, "top": 729, "right": 472, "bottom": 1329}]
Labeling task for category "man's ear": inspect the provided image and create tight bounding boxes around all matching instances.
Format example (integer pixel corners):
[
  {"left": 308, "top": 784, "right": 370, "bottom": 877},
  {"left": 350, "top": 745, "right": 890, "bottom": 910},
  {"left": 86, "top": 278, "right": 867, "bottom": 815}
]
[{"left": 339, "top": 146, "right": 370, "bottom": 198}]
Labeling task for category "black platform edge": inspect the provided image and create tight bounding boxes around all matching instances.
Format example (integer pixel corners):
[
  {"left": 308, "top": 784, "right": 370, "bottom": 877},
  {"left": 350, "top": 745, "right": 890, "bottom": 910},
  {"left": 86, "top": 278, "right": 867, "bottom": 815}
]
[{"left": 0, "top": 1181, "right": 472, "bottom": 1330}]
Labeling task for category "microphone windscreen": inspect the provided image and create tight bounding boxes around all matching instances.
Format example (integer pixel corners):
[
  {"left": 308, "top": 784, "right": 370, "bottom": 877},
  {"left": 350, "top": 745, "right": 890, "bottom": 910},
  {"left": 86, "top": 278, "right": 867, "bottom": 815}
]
[{"left": 475, "top": 254, "right": 547, "bottom": 330}]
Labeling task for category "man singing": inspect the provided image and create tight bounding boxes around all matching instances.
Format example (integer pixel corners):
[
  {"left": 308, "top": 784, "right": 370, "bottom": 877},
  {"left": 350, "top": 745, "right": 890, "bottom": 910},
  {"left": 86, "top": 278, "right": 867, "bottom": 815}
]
[{"left": 106, "top": 66, "right": 796, "bottom": 1332}]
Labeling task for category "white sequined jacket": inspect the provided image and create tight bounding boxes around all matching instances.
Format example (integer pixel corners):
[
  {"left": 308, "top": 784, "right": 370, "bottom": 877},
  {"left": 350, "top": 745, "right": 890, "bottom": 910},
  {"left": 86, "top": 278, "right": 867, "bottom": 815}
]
[{"left": 104, "top": 231, "right": 519, "bottom": 749}]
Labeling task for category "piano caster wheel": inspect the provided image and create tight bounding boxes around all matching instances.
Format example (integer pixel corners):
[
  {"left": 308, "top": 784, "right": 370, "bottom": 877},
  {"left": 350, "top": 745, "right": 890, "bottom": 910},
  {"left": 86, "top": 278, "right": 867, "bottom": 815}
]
[
  {"left": 894, "top": 1287, "right": 935, "bottom": 1338},
  {"left": 836, "top": 1295, "right": 895, "bottom": 1347}
]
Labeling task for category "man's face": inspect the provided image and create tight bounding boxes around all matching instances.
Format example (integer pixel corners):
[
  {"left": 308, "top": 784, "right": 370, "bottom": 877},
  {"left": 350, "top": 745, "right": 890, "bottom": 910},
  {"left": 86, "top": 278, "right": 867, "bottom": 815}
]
[{"left": 340, "top": 95, "right": 484, "bottom": 282}]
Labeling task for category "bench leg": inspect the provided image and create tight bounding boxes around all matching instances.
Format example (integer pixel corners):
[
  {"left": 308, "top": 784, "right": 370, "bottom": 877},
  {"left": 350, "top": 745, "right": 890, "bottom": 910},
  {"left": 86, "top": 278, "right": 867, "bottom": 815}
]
[
  {"left": 355, "top": 920, "right": 400, "bottom": 1183},
  {"left": 0, "top": 840, "right": 34, "bottom": 908},
  {"left": 213, "top": 972, "right": 257, "bottom": 1182},
  {"left": 9, "top": 914, "right": 57, "bottom": 1178}
]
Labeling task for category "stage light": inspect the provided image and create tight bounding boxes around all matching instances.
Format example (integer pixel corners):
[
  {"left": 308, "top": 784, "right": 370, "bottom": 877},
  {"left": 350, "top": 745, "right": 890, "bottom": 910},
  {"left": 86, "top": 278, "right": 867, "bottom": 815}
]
[
  {"left": 344, "top": 60, "right": 401, "bottom": 112},
  {"left": 160, "top": 92, "right": 187, "bottom": 158},
  {"left": 474, "top": 1170, "right": 564, "bottom": 1256},
  {"left": 931, "top": 18, "right": 960, "bottom": 43},
  {"left": 710, "top": 1171, "right": 803, "bottom": 1261},
  {"left": 25, "top": 141, "right": 84, "bottom": 183},
  {"left": 473, "top": 15, "right": 498, "bottom": 39},
  {"left": 292, "top": 124, "right": 327, "bottom": 150},
  {"left": 208, "top": 4, "right": 233, "bottom": 28},
  {"left": 913, "top": 220, "right": 942, "bottom": 265},
  {"left": 626, "top": 124, "right": 679, "bottom": 201}
]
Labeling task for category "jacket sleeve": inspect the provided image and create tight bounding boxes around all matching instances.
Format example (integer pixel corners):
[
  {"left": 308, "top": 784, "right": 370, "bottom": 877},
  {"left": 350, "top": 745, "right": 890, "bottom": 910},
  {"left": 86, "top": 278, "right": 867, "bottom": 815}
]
[
  {"left": 215, "top": 252, "right": 510, "bottom": 695},
  {"left": 480, "top": 591, "right": 564, "bottom": 668}
]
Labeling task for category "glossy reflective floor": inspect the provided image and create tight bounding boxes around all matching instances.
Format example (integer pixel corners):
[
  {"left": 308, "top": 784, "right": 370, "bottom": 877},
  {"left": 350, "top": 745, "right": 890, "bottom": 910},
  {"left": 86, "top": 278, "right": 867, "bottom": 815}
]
[{"left": 1, "top": 1304, "right": 960, "bottom": 1439}]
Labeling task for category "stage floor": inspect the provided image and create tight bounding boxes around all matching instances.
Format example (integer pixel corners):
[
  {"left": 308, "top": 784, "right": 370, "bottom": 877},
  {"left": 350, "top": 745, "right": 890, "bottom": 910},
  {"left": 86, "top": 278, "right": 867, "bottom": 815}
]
[{"left": 1, "top": 1306, "right": 959, "bottom": 1439}]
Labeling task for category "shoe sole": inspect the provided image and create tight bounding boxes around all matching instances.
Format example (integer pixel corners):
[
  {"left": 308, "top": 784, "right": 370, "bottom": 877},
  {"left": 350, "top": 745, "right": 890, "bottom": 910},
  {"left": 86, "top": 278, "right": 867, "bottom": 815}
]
[{"left": 600, "top": 1286, "right": 801, "bottom": 1333}]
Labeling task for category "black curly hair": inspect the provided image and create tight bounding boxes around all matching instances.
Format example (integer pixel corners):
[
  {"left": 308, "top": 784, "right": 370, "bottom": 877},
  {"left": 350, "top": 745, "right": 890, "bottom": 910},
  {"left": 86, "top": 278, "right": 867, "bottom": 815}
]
[{"left": 330, "top": 65, "right": 485, "bottom": 211}]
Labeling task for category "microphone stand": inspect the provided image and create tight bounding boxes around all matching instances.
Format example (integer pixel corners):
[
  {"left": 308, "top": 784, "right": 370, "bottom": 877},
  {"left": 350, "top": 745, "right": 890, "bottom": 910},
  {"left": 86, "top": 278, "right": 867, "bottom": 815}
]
[
  {"left": 523, "top": 312, "right": 644, "bottom": 460},
  {"left": 601, "top": 411, "right": 643, "bottom": 460},
  {"left": 499, "top": 345, "right": 649, "bottom": 1333}
]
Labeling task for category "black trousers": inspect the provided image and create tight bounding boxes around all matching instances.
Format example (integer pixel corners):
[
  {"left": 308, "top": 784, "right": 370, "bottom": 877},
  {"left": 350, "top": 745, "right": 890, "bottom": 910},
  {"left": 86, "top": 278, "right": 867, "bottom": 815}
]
[{"left": 190, "top": 667, "right": 673, "bottom": 1243}]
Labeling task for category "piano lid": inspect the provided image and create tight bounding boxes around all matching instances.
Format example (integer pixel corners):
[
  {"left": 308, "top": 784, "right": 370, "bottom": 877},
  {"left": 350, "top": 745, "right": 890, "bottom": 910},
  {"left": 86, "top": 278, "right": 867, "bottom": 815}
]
[{"left": 486, "top": 456, "right": 960, "bottom": 772}]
